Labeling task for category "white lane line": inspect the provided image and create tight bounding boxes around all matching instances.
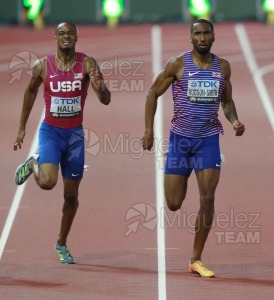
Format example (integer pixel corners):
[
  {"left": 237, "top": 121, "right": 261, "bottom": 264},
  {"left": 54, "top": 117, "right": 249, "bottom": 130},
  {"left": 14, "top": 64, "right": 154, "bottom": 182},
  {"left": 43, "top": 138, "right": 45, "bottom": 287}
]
[
  {"left": 152, "top": 25, "right": 167, "bottom": 300},
  {"left": 0, "top": 111, "right": 44, "bottom": 260},
  {"left": 235, "top": 24, "right": 274, "bottom": 132}
]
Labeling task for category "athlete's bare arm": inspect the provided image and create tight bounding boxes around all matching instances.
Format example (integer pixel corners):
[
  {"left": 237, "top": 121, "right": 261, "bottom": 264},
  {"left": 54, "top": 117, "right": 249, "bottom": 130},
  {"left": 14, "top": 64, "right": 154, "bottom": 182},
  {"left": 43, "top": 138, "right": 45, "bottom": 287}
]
[
  {"left": 220, "top": 58, "right": 245, "bottom": 136},
  {"left": 142, "top": 55, "right": 183, "bottom": 151},
  {"left": 13, "top": 59, "right": 44, "bottom": 150},
  {"left": 85, "top": 57, "right": 111, "bottom": 105}
]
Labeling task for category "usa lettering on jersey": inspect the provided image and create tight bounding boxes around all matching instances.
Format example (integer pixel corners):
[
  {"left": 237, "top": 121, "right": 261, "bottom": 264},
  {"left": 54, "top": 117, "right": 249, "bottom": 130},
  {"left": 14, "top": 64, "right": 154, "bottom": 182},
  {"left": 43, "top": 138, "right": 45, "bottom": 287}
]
[{"left": 50, "top": 80, "right": 82, "bottom": 92}]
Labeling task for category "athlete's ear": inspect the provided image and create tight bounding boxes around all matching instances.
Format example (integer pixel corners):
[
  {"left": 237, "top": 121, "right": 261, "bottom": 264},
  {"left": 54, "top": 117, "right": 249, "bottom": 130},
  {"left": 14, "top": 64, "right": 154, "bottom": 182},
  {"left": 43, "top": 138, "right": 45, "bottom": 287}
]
[{"left": 212, "top": 33, "right": 215, "bottom": 42}]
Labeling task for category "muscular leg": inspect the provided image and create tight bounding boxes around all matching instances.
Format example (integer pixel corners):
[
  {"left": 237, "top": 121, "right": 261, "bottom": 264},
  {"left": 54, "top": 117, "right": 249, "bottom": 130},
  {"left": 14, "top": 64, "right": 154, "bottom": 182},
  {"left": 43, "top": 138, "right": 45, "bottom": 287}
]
[
  {"left": 30, "top": 159, "right": 79, "bottom": 245},
  {"left": 190, "top": 168, "right": 220, "bottom": 263},
  {"left": 164, "top": 174, "right": 189, "bottom": 211},
  {"left": 56, "top": 178, "right": 80, "bottom": 246},
  {"left": 31, "top": 161, "right": 58, "bottom": 190}
]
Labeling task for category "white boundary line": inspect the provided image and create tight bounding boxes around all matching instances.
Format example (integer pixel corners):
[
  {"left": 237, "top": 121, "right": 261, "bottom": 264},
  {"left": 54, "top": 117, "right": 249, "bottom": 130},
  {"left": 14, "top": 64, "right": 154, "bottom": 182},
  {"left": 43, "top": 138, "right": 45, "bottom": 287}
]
[
  {"left": 0, "top": 110, "right": 44, "bottom": 260},
  {"left": 151, "top": 26, "right": 167, "bottom": 300},
  {"left": 235, "top": 24, "right": 274, "bottom": 132}
]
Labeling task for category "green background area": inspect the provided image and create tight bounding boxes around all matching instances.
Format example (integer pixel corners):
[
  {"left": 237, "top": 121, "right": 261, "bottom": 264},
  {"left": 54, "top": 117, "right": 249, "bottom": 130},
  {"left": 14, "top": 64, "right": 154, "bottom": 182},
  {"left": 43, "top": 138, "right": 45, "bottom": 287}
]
[{"left": 0, "top": 0, "right": 264, "bottom": 25}]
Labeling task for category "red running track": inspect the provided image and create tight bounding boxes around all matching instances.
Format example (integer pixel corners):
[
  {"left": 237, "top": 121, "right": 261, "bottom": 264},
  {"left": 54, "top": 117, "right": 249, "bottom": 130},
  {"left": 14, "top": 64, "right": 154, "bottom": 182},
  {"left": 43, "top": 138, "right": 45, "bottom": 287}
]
[{"left": 0, "top": 22, "right": 274, "bottom": 300}]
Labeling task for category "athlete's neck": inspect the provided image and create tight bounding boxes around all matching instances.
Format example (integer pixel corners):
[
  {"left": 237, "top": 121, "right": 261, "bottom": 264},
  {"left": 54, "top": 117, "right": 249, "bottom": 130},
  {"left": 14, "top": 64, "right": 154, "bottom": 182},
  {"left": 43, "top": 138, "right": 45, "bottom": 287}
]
[{"left": 55, "top": 50, "right": 77, "bottom": 71}]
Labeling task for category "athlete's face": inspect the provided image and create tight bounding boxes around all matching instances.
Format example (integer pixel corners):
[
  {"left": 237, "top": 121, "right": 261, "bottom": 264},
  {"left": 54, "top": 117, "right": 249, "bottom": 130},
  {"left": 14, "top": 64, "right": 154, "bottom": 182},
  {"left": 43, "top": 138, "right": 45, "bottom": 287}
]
[
  {"left": 190, "top": 22, "right": 215, "bottom": 55},
  {"left": 55, "top": 23, "right": 78, "bottom": 50}
]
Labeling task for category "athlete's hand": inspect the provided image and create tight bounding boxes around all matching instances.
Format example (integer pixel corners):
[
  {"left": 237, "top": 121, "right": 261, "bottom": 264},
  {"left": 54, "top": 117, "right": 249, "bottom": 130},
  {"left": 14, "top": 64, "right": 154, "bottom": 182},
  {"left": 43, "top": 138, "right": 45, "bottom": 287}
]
[
  {"left": 141, "top": 131, "right": 154, "bottom": 151},
  {"left": 13, "top": 129, "right": 25, "bottom": 150},
  {"left": 233, "top": 120, "right": 245, "bottom": 136}
]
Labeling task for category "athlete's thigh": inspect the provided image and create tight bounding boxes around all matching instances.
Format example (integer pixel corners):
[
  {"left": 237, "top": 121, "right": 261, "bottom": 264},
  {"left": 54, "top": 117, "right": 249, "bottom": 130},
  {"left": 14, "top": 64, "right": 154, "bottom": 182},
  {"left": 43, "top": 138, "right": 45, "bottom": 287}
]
[
  {"left": 192, "top": 134, "right": 221, "bottom": 173},
  {"left": 164, "top": 174, "right": 189, "bottom": 206},
  {"left": 38, "top": 122, "right": 63, "bottom": 184},
  {"left": 39, "top": 163, "right": 59, "bottom": 184},
  {"left": 164, "top": 131, "right": 194, "bottom": 176},
  {"left": 195, "top": 168, "right": 220, "bottom": 196},
  {"left": 61, "top": 127, "right": 85, "bottom": 181},
  {"left": 38, "top": 121, "right": 63, "bottom": 166}
]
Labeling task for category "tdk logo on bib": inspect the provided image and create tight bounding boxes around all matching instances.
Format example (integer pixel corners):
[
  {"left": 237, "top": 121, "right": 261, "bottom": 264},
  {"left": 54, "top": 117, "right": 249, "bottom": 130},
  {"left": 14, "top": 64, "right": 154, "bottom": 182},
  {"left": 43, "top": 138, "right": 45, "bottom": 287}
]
[
  {"left": 53, "top": 98, "right": 80, "bottom": 105},
  {"left": 50, "top": 80, "right": 82, "bottom": 92},
  {"left": 190, "top": 80, "right": 219, "bottom": 88}
]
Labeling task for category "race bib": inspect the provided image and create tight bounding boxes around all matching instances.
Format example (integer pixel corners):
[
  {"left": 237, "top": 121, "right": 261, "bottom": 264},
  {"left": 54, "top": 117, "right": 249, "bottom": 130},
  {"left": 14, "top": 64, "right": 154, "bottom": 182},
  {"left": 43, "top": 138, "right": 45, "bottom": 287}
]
[
  {"left": 187, "top": 80, "right": 219, "bottom": 103},
  {"left": 50, "top": 96, "right": 81, "bottom": 118}
]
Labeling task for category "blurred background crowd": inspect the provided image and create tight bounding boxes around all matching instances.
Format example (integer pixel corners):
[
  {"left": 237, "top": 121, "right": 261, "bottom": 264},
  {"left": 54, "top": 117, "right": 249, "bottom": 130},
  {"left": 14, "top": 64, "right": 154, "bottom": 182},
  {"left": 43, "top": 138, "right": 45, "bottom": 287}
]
[{"left": 0, "top": 0, "right": 273, "bottom": 30}]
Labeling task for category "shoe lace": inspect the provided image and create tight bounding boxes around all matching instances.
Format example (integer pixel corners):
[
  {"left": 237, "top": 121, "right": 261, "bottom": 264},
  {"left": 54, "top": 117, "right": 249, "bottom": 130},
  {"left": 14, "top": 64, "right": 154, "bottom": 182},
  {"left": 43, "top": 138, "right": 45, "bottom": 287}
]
[
  {"left": 58, "top": 245, "right": 69, "bottom": 257},
  {"left": 194, "top": 260, "right": 207, "bottom": 270}
]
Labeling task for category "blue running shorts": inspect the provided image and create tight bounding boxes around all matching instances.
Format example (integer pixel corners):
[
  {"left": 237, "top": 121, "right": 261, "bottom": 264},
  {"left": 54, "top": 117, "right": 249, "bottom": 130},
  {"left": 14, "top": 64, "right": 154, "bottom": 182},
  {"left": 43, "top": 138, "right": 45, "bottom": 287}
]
[
  {"left": 164, "top": 131, "right": 221, "bottom": 176},
  {"left": 38, "top": 121, "right": 85, "bottom": 180}
]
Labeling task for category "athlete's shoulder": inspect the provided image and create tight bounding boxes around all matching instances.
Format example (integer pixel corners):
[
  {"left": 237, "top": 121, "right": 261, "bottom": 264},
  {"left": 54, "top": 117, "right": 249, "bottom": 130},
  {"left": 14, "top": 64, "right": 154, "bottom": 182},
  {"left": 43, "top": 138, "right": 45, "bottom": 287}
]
[
  {"left": 83, "top": 55, "right": 100, "bottom": 73},
  {"left": 218, "top": 57, "right": 229, "bottom": 66},
  {"left": 214, "top": 57, "right": 231, "bottom": 80},
  {"left": 164, "top": 53, "right": 184, "bottom": 74},
  {"left": 167, "top": 53, "right": 184, "bottom": 65},
  {"left": 212, "top": 53, "right": 229, "bottom": 66},
  {"left": 83, "top": 55, "right": 97, "bottom": 64},
  {"left": 33, "top": 56, "right": 47, "bottom": 67},
  {"left": 76, "top": 52, "right": 88, "bottom": 61},
  {"left": 31, "top": 56, "right": 47, "bottom": 79}
]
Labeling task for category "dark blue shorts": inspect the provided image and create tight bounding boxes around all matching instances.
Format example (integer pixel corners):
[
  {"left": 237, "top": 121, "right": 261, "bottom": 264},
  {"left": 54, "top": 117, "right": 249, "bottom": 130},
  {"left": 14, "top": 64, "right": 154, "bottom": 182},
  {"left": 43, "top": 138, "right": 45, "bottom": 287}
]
[
  {"left": 164, "top": 131, "right": 221, "bottom": 176},
  {"left": 38, "top": 121, "right": 85, "bottom": 180}
]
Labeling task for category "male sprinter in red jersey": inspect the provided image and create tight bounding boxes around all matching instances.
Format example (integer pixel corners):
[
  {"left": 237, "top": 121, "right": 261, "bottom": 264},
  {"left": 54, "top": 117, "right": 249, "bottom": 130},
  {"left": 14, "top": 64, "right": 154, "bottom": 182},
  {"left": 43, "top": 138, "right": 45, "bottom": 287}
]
[
  {"left": 13, "top": 22, "right": 111, "bottom": 264},
  {"left": 141, "top": 19, "right": 245, "bottom": 277}
]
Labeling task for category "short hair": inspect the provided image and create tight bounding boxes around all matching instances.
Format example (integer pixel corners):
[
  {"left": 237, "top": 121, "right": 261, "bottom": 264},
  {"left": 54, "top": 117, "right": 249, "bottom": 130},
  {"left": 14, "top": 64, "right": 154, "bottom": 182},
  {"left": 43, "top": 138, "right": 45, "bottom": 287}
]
[
  {"left": 191, "top": 19, "right": 214, "bottom": 33},
  {"left": 55, "top": 22, "right": 78, "bottom": 35}
]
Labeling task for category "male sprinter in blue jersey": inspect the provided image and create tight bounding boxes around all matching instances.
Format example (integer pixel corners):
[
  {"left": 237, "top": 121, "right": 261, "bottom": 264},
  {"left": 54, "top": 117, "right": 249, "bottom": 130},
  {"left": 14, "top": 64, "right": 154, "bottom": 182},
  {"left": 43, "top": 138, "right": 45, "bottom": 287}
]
[
  {"left": 142, "top": 19, "right": 245, "bottom": 277},
  {"left": 13, "top": 22, "right": 111, "bottom": 264}
]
